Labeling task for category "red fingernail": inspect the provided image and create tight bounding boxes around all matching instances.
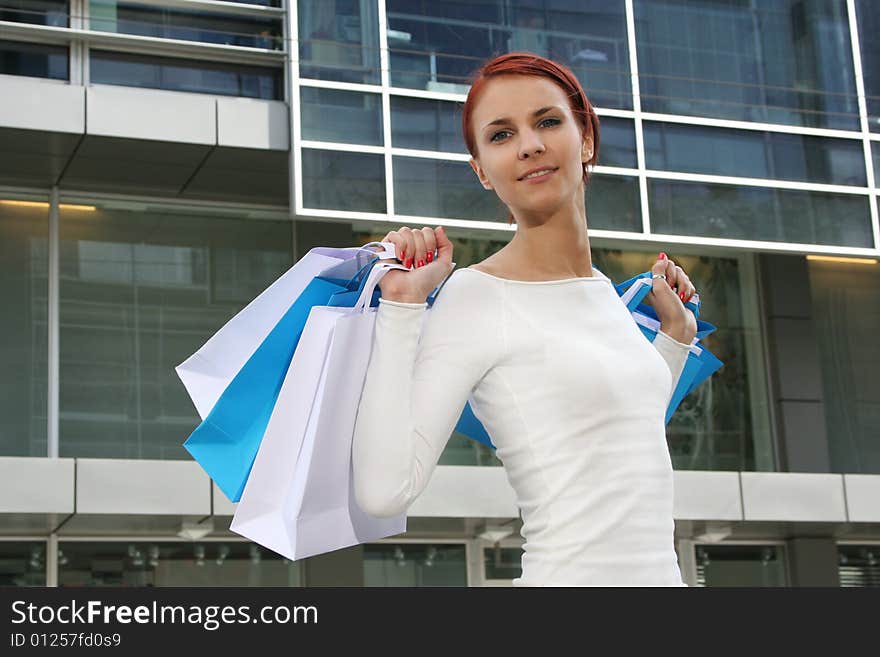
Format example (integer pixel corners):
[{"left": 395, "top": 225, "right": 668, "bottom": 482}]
[
  {"left": 658, "top": 252, "right": 667, "bottom": 260},
  {"left": 426, "top": 252, "right": 433, "bottom": 263},
  {"left": 417, "top": 259, "right": 425, "bottom": 268},
  {"left": 406, "top": 258, "right": 413, "bottom": 268},
  {"left": 680, "top": 292, "right": 685, "bottom": 301}
]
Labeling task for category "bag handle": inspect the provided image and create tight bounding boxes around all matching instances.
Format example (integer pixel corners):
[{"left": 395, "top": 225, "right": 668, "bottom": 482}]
[
  {"left": 617, "top": 272, "right": 701, "bottom": 318},
  {"left": 353, "top": 261, "right": 409, "bottom": 312}
]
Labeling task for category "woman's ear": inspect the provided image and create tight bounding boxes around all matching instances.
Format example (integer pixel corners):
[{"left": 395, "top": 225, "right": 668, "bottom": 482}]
[
  {"left": 581, "top": 136, "right": 594, "bottom": 163},
  {"left": 469, "top": 158, "right": 493, "bottom": 190}
]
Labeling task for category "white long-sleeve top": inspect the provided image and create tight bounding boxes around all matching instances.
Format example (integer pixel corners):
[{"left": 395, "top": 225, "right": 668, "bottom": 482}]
[{"left": 352, "top": 266, "right": 691, "bottom": 586}]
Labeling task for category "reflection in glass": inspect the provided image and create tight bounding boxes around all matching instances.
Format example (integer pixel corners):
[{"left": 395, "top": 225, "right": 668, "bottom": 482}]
[
  {"left": 809, "top": 259, "right": 880, "bottom": 474},
  {"left": 649, "top": 180, "right": 873, "bottom": 247},
  {"left": 363, "top": 544, "right": 467, "bottom": 586},
  {"left": 89, "top": 1, "right": 282, "bottom": 49},
  {"left": 390, "top": 96, "right": 465, "bottom": 153},
  {"left": 0, "top": 199, "right": 48, "bottom": 457},
  {"left": 385, "top": 0, "right": 632, "bottom": 109},
  {"left": 301, "top": 87, "right": 383, "bottom": 146},
  {"left": 586, "top": 174, "right": 641, "bottom": 232},
  {"left": 838, "top": 545, "right": 880, "bottom": 587},
  {"left": 855, "top": 0, "right": 880, "bottom": 133},
  {"left": 298, "top": 0, "right": 380, "bottom": 84},
  {"left": 90, "top": 50, "right": 282, "bottom": 99},
  {"left": 0, "top": 542, "right": 47, "bottom": 586},
  {"left": 301, "top": 149, "right": 386, "bottom": 213},
  {"left": 593, "top": 250, "right": 772, "bottom": 471},
  {"left": 596, "top": 117, "right": 637, "bottom": 169},
  {"left": 483, "top": 546, "right": 522, "bottom": 580},
  {"left": 393, "top": 156, "right": 506, "bottom": 221},
  {"left": 0, "top": 0, "right": 67, "bottom": 26},
  {"left": 58, "top": 205, "right": 293, "bottom": 459},
  {"left": 58, "top": 542, "right": 302, "bottom": 586},
  {"left": 696, "top": 545, "right": 787, "bottom": 586},
  {"left": 645, "top": 122, "right": 867, "bottom": 187},
  {"left": 635, "top": 0, "right": 859, "bottom": 130},
  {"left": 0, "top": 39, "right": 68, "bottom": 80}
]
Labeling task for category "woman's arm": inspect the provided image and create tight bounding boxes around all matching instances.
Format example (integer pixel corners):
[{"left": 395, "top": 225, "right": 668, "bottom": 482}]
[
  {"left": 352, "top": 272, "right": 501, "bottom": 517},
  {"left": 652, "top": 330, "right": 691, "bottom": 404}
]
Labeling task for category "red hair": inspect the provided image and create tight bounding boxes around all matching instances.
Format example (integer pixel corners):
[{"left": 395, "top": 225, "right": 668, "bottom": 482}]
[{"left": 461, "top": 52, "right": 601, "bottom": 186}]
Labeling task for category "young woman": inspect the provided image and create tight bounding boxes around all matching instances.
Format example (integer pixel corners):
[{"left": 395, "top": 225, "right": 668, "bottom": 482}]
[{"left": 352, "top": 53, "right": 698, "bottom": 586}]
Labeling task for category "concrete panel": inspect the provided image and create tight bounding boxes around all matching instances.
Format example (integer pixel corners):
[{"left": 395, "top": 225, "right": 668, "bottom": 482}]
[
  {"left": 843, "top": 474, "right": 880, "bottom": 522},
  {"left": 0, "top": 457, "right": 74, "bottom": 514},
  {"left": 741, "top": 472, "right": 846, "bottom": 522},
  {"left": 182, "top": 146, "right": 287, "bottom": 204},
  {"left": 216, "top": 97, "right": 288, "bottom": 150},
  {"left": 0, "top": 76, "right": 84, "bottom": 134},
  {"left": 61, "top": 134, "right": 209, "bottom": 194},
  {"left": 408, "top": 466, "right": 519, "bottom": 518},
  {"left": 76, "top": 459, "right": 210, "bottom": 515},
  {"left": 779, "top": 401, "right": 831, "bottom": 472},
  {"left": 673, "top": 470, "right": 743, "bottom": 520},
  {"left": 770, "top": 318, "right": 823, "bottom": 400},
  {"left": 87, "top": 85, "right": 216, "bottom": 144}
]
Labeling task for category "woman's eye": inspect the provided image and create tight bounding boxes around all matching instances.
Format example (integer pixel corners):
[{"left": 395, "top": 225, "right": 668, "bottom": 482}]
[
  {"left": 540, "top": 117, "right": 561, "bottom": 128},
  {"left": 490, "top": 130, "right": 510, "bottom": 143}
]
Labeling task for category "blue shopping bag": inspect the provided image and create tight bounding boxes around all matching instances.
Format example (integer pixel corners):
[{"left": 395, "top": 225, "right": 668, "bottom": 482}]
[
  {"left": 183, "top": 247, "right": 392, "bottom": 502},
  {"left": 614, "top": 271, "right": 723, "bottom": 423}
]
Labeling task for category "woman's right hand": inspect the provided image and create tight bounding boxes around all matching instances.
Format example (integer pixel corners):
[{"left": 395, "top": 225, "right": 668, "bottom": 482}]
[{"left": 377, "top": 226, "right": 455, "bottom": 304}]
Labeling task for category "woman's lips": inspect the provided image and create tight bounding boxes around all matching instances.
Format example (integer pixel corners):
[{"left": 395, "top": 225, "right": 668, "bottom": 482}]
[{"left": 519, "top": 167, "right": 558, "bottom": 183}]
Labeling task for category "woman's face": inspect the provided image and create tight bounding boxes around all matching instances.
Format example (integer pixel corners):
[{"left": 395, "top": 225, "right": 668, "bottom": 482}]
[{"left": 468, "top": 74, "right": 593, "bottom": 220}]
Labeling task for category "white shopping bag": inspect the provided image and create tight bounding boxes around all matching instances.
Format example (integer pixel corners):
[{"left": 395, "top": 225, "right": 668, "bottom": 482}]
[
  {"left": 175, "top": 246, "right": 371, "bottom": 420},
  {"left": 230, "top": 262, "right": 408, "bottom": 561}
]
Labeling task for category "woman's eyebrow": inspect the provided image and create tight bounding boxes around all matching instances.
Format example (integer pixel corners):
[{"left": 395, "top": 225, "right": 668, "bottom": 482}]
[{"left": 482, "top": 106, "right": 558, "bottom": 131}]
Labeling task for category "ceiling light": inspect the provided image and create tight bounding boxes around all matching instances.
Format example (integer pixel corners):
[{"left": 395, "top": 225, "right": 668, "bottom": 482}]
[
  {"left": 0, "top": 200, "right": 96, "bottom": 211},
  {"left": 476, "top": 523, "right": 514, "bottom": 544},
  {"left": 806, "top": 255, "right": 877, "bottom": 265},
  {"left": 695, "top": 522, "right": 732, "bottom": 543}
]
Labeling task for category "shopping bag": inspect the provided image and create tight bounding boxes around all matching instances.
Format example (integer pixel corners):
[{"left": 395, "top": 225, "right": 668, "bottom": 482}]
[
  {"left": 615, "top": 272, "right": 723, "bottom": 423},
  {"left": 179, "top": 244, "right": 397, "bottom": 503},
  {"left": 230, "top": 262, "right": 408, "bottom": 561}
]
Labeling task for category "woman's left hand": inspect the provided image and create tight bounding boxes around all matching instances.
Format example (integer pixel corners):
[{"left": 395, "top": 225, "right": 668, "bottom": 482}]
[{"left": 646, "top": 252, "right": 697, "bottom": 345}]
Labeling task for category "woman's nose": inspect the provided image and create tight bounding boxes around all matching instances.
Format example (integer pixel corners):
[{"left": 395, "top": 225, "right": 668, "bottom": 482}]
[{"left": 518, "top": 129, "right": 545, "bottom": 158}]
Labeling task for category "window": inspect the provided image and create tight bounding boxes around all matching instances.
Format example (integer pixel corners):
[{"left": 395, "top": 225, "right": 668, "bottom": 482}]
[
  {"left": 696, "top": 544, "right": 787, "bottom": 586},
  {"left": 0, "top": 198, "right": 48, "bottom": 457},
  {"left": 634, "top": 0, "right": 859, "bottom": 130},
  {"left": 0, "top": 39, "right": 68, "bottom": 80},
  {"left": 385, "top": 0, "right": 631, "bottom": 109},
  {"left": 298, "top": 0, "right": 380, "bottom": 84},
  {"left": 90, "top": 50, "right": 283, "bottom": 99},
  {"left": 363, "top": 544, "right": 467, "bottom": 586},
  {"left": 89, "top": 1, "right": 282, "bottom": 49},
  {"left": 58, "top": 542, "right": 302, "bottom": 586},
  {"left": 649, "top": 180, "right": 873, "bottom": 248},
  {"left": 58, "top": 204, "right": 293, "bottom": 459}
]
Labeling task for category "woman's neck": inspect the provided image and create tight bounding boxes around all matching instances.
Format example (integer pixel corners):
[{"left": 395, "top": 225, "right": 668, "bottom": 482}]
[{"left": 507, "top": 202, "right": 593, "bottom": 278}]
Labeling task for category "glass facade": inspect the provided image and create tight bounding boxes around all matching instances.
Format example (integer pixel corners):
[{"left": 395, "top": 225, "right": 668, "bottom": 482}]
[
  {"left": 0, "top": 199, "right": 48, "bottom": 457},
  {"left": 57, "top": 541, "right": 302, "bottom": 586},
  {"left": 0, "top": 39, "right": 68, "bottom": 80},
  {"left": 0, "top": 542, "right": 47, "bottom": 586},
  {"left": 363, "top": 543, "right": 467, "bottom": 586},
  {"left": 809, "top": 258, "right": 880, "bottom": 474},
  {"left": 57, "top": 204, "right": 293, "bottom": 459},
  {"left": 2, "top": 0, "right": 880, "bottom": 588},
  {"left": 90, "top": 50, "right": 283, "bottom": 99},
  {"left": 385, "top": 1, "right": 631, "bottom": 109},
  {"left": 634, "top": 0, "right": 859, "bottom": 131},
  {"left": 695, "top": 544, "right": 788, "bottom": 586},
  {"left": 89, "top": 1, "right": 283, "bottom": 50},
  {"left": 649, "top": 180, "right": 873, "bottom": 247}
]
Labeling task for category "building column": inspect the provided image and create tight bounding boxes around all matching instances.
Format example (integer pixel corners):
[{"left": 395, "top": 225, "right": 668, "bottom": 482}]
[
  {"left": 787, "top": 537, "right": 840, "bottom": 587},
  {"left": 759, "top": 254, "right": 830, "bottom": 472}
]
